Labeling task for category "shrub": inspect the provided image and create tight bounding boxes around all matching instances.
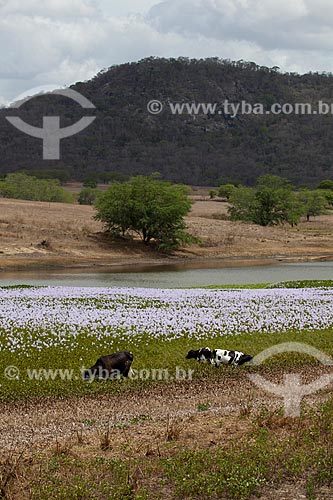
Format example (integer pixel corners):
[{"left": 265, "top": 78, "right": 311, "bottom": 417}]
[
  {"left": 78, "top": 187, "right": 100, "bottom": 205},
  {"left": 218, "top": 183, "right": 237, "bottom": 200},
  {"left": 0, "top": 172, "right": 73, "bottom": 203}
]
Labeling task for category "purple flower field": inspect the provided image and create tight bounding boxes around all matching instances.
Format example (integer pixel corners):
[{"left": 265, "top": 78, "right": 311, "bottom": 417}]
[{"left": 0, "top": 286, "right": 332, "bottom": 354}]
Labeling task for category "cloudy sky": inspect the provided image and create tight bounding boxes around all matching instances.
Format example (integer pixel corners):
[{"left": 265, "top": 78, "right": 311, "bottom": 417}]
[{"left": 1, "top": 0, "right": 332, "bottom": 104}]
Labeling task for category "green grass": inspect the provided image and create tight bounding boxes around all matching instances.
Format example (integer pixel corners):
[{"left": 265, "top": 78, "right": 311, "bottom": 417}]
[
  {"left": 268, "top": 279, "right": 333, "bottom": 288},
  {"left": 2, "top": 279, "right": 333, "bottom": 292},
  {"left": 195, "top": 283, "right": 271, "bottom": 289},
  {"left": 162, "top": 401, "right": 333, "bottom": 500},
  {"left": 1, "top": 327, "right": 333, "bottom": 402},
  {"left": 198, "top": 280, "right": 333, "bottom": 289}
]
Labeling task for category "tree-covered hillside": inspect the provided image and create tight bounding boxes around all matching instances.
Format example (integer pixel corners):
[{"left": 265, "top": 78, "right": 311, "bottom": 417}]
[{"left": 1, "top": 57, "right": 333, "bottom": 186}]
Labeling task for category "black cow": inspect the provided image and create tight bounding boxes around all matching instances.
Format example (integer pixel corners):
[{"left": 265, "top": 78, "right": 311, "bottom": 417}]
[{"left": 83, "top": 350, "right": 134, "bottom": 381}]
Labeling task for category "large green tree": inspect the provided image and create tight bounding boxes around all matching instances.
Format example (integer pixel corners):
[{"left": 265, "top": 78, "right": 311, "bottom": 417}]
[
  {"left": 253, "top": 176, "right": 299, "bottom": 226},
  {"left": 94, "top": 176, "right": 194, "bottom": 251},
  {"left": 229, "top": 175, "right": 302, "bottom": 226}
]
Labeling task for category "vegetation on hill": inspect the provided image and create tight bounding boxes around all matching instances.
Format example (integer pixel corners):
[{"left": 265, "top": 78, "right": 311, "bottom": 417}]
[{"left": 1, "top": 57, "right": 333, "bottom": 186}]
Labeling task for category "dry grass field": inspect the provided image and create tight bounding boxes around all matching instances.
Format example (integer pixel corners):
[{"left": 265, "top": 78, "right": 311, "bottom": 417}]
[
  {"left": 1, "top": 366, "right": 333, "bottom": 500},
  {"left": 0, "top": 197, "right": 332, "bottom": 270}
]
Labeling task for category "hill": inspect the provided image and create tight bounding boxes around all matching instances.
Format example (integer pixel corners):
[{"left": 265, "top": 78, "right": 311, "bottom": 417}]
[{"left": 1, "top": 57, "right": 333, "bottom": 186}]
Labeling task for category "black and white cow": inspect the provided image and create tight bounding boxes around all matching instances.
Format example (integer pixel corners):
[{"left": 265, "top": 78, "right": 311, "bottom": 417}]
[
  {"left": 186, "top": 347, "right": 252, "bottom": 367},
  {"left": 212, "top": 349, "right": 253, "bottom": 367},
  {"left": 186, "top": 347, "right": 214, "bottom": 364},
  {"left": 83, "top": 350, "right": 134, "bottom": 380}
]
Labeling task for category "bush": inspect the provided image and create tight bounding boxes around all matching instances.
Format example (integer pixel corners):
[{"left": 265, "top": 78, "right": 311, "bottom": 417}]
[
  {"left": 318, "top": 189, "right": 333, "bottom": 206},
  {"left": 78, "top": 187, "right": 100, "bottom": 205},
  {"left": 317, "top": 179, "right": 333, "bottom": 190},
  {"left": 18, "top": 168, "right": 71, "bottom": 184},
  {"left": 218, "top": 183, "right": 237, "bottom": 200},
  {"left": 228, "top": 186, "right": 256, "bottom": 221},
  {"left": 0, "top": 172, "right": 73, "bottom": 203},
  {"left": 83, "top": 175, "right": 98, "bottom": 189}
]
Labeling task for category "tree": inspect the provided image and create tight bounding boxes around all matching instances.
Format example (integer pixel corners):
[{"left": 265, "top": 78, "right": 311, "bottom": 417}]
[
  {"left": 298, "top": 190, "right": 327, "bottom": 221},
  {"left": 101, "top": 171, "right": 130, "bottom": 184},
  {"left": 228, "top": 187, "right": 256, "bottom": 221},
  {"left": 78, "top": 187, "right": 100, "bottom": 205},
  {"left": 228, "top": 175, "right": 302, "bottom": 226},
  {"left": 218, "top": 184, "right": 237, "bottom": 200},
  {"left": 94, "top": 176, "right": 194, "bottom": 251},
  {"left": 209, "top": 189, "right": 217, "bottom": 199},
  {"left": 252, "top": 175, "right": 301, "bottom": 226},
  {"left": 320, "top": 190, "right": 333, "bottom": 206},
  {"left": 317, "top": 180, "right": 333, "bottom": 191},
  {"left": 83, "top": 174, "right": 98, "bottom": 189},
  {"left": 256, "top": 174, "right": 292, "bottom": 191},
  {"left": 19, "top": 168, "right": 71, "bottom": 184},
  {"left": 94, "top": 182, "right": 132, "bottom": 237}
]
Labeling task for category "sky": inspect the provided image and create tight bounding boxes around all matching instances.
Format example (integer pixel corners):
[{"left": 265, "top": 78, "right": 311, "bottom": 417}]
[{"left": 1, "top": 0, "right": 333, "bottom": 104}]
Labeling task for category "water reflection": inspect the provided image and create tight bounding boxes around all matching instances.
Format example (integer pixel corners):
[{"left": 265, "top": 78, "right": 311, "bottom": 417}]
[{"left": 0, "top": 261, "right": 332, "bottom": 288}]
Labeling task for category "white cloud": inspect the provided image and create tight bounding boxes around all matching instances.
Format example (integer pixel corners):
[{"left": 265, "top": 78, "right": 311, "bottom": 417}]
[
  {"left": 148, "top": 0, "right": 333, "bottom": 51},
  {"left": 98, "top": 0, "right": 158, "bottom": 17},
  {"left": 1, "top": 0, "right": 98, "bottom": 19},
  {"left": 1, "top": 0, "right": 333, "bottom": 103}
]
